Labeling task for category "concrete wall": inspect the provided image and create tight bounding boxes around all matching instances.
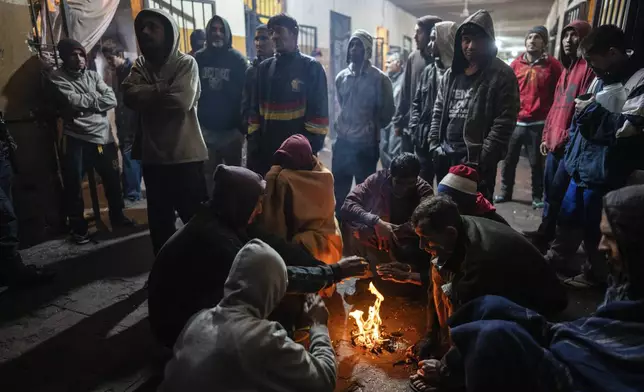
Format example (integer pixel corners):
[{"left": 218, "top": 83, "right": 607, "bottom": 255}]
[{"left": 286, "top": 0, "right": 417, "bottom": 50}]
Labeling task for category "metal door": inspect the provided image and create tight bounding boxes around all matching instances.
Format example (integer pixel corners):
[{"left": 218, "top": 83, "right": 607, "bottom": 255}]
[
  {"left": 330, "top": 11, "right": 351, "bottom": 139},
  {"left": 147, "top": 0, "right": 216, "bottom": 53}
]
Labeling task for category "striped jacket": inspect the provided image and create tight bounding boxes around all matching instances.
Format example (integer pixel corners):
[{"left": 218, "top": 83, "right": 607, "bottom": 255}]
[{"left": 248, "top": 51, "right": 328, "bottom": 166}]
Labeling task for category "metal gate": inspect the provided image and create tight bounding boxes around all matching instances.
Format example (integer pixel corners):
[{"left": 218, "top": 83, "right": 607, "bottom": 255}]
[
  {"left": 299, "top": 25, "right": 318, "bottom": 56},
  {"left": 147, "top": 0, "right": 216, "bottom": 53},
  {"left": 244, "top": 0, "right": 283, "bottom": 58}
]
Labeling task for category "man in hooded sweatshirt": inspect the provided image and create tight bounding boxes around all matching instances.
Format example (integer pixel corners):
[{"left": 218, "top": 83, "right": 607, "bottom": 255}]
[
  {"left": 523, "top": 21, "right": 594, "bottom": 251},
  {"left": 546, "top": 25, "right": 644, "bottom": 288},
  {"left": 122, "top": 9, "right": 209, "bottom": 255},
  {"left": 413, "top": 184, "right": 644, "bottom": 392},
  {"left": 429, "top": 10, "right": 520, "bottom": 201},
  {"left": 333, "top": 29, "right": 395, "bottom": 217},
  {"left": 409, "top": 21, "right": 458, "bottom": 183},
  {"left": 393, "top": 15, "right": 442, "bottom": 154},
  {"left": 148, "top": 165, "right": 370, "bottom": 348},
  {"left": 195, "top": 15, "right": 249, "bottom": 195},
  {"left": 496, "top": 26, "right": 563, "bottom": 209},
  {"left": 247, "top": 14, "right": 329, "bottom": 176},
  {"left": 188, "top": 29, "right": 205, "bottom": 56},
  {"left": 159, "top": 240, "right": 337, "bottom": 392},
  {"left": 50, "top": 38, "right": 134, "bottom": 244}
]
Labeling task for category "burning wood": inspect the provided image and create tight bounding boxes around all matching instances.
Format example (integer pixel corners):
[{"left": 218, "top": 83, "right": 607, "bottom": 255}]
[{"left": 349, "top": 282, "right": 401, "bottom": 353}]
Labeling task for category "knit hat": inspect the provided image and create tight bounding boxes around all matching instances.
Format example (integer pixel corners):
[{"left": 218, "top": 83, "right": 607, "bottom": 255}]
[
  {"left": 439, "top": 165, "right": 479, "bottom": 195},
  {"left": 57, "top": 38, "right": 87, "bottom": 61},
  {"left": 527, "top": 26, "right": 548, "bottom": 45},
  {"left": 273, "top": 134, "right": 314, "bottom": 171},
  {"left": 347, "top": 29, "right": 373, "bottom": 63}
]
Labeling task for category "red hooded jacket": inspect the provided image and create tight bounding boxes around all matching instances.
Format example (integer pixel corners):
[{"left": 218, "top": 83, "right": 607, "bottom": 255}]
[
  {"left": 511, "top": 52, "right": 563, "bottom": 124},
  {"left": 541, "top": 21, "right": 595, "bottom": 152}
]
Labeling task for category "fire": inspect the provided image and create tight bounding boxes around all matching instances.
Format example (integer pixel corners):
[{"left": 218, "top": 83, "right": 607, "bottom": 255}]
[{"left": 349, "top": 282, "right": 386, "bottom": 349}]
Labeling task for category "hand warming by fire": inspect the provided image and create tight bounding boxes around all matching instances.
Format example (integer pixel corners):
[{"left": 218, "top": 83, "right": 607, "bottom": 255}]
[{"left": 349, "top": 282, "right": 385, "bottom": 350}]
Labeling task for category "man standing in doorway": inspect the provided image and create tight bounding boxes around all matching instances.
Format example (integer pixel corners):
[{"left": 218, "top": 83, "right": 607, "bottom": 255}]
[
  {"left": 242, "top": 24, "right": 273, "bottom": 134},
  {"left": 196, "top": 15, "right": 249, "bottom": 195},
  {"left": 496, "top": 26, "right": 563, "bottom": 208},
  {"left": 410, "top": 21, "right": 458, "bottom": 183},
  {"left": 523, "top": 21, "right": 594, "bottom": 250},
  {"left": 380, "top": 52, "right": 404, "bottom": 170},
  {"left": 333, "top": 29, "right": 395, "bottom": 217},
  {"left": 123, "top": 9, "right": 208, "bottom": 255},
  {"left": 247, "top": 14, "right": 329, "bottom": 177},
  {"left": 101, "top": 41, "right": 143, "bottom": 205},
  {"left": 429, "top": 10, "right": 519, "bottom": 200},
  {"left": 393, "top": 15, "right": 442, "bottom": 154},
  {"left": 188, "top": 29, "right": 206, "bottom": 56},
  {"left": 50, "top": 38, "right": 135, "bottom": 244}
]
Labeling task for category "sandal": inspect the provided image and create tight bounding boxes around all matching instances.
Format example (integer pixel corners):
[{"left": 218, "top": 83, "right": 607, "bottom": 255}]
[
  {"left": 409, "top": 374, "right": 439, "bottom": 392},
  {"left": 563, "top": 273, "right": 599, "bottom": 289}
]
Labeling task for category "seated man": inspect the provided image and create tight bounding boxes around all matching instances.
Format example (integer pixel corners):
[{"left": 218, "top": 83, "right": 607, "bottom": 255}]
[
  {"left": 341, "top": 153, "right": 434, "bottom": 296},
  {"left": 148, "top": 165, "right": 369, "bottom": 348},
  {"left": 159, "top": 240, "right": 336, "bottom": 392},
  {"left": 394, "top": 196, "right": 567, "bottom": 392},
  {"left": 260, "top": 134, "right": 342, "bottom": 265},
  {"left": 417, "top": 184, "right": 644, "bottom": 392},
  {"left": 436, "top": 164, "right": 508, "bottom": 225}
]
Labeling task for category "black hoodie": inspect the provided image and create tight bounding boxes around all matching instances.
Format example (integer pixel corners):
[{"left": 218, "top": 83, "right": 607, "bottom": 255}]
[
  {"left": 148, "top": 165, "right": 345, "bottom": 348},
  {"left": 195, "top": 15, "right": 249, "bottom": 134}
]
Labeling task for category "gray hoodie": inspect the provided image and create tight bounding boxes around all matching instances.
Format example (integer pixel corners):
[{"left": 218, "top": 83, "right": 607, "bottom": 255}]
[
  {"left": 122, "top": 8, "right": 207, "bottom": 165},
  {"left": 335, "top": 30, "right": 395, "bottom": 145},
  {"left": 159, "top": 239, "right": 337, "bottom": 392},
  {"left": 50, "top": 67, "right": 117, "bottom": 145}
]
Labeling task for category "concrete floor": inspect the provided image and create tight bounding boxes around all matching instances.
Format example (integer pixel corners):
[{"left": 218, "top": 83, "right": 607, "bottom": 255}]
[{"left": 0, "top": 156, "right": 603, "bottom": 392}]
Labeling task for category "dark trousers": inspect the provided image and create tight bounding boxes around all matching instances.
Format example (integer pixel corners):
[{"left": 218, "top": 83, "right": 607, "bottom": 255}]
[
  {"left": 500, "top": 124, "right": 544, "bottom": 199},
  {"left": 143, "top": 162, "right": 207, "bottom": 255},
  {"left": 400, "top": 132, "right": 414, "bottom": 154},
  {"left": 547, "top": 179, "right": 607, "bottom": 282},
  {"left": 204, "top": 133, "right": 243, "bottom": 196},
  {"left": 121, "top": 143, "right": 142, "bottom": 201},
  {"left": 0, "top": 157, "right": 19, "bottom": 266},
  {"left": 60, "top": 136, "right": 125, "bottom": 234},
  {"left": 537, "top": 150, "right": 570, "bottom": 240},
  {"left": 332, "top": 139, "right": 379, "bottom": 217},
  {"left": 416, "top": 147, "right": 435, "bottom": 185}
]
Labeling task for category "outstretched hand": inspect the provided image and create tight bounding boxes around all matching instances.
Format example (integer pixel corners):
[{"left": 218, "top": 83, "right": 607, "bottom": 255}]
[
  {"left": 304, "top": 294, "right": 329, "bottom": 325},
  {"left": 376, "top": 262, "right": 413, "bottom": 284},
  {"left": 337, "top": 256, "right": 371, "bottom": 280},
  {"left": 374, "top": 219, "right": 397, "bottom": 252}
]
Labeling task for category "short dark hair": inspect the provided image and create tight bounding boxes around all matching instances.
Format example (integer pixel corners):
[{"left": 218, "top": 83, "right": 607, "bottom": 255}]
[
  {"left": 580, "top": 25, "right": 626, "bottom": 55},
  {"left": 390, "top": 153, "right": 421, "bottom": 178},
  {"left": 101, "top": 40, "right": 125, "bottom": 57},
  {"left": 411, "top": 195, "right": 461, "bottom": 233},
  {"left": 267, "top": 13, "right": 299, "bottom": 36}
]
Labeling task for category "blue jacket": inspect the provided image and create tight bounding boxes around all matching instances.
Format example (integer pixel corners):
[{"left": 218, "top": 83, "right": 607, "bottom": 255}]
[{"left": 564, "top": 65, "right": 644, "bottom": 189}]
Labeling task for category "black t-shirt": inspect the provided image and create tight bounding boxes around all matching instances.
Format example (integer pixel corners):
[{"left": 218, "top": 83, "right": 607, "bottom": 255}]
[{"left": 445, "top": 73, "right": 477, "bottom": 154}]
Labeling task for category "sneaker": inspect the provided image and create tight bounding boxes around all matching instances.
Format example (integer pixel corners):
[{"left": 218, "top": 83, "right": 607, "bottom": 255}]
[
  {"left": 493, "top": 194, "right": 511, "bottom": 203},
  {"left": 532, "top": 198, "right": 545, "bottom": 209},
  {"left": 72, "top": 231, "right": 91, "bottom": 245}
]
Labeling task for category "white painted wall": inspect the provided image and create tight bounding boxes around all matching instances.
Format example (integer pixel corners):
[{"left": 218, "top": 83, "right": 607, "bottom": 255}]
[
  {"left": 286, "top": 0, "right": 418, "bottom": 49},
  {"left": 214, "top": 0, "right": 246, "bottom": 37}
]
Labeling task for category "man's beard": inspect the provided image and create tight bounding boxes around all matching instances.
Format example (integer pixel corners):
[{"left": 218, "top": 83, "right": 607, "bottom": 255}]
[{"left": 212, "top": 40, "right": 225, "bottom": 48}]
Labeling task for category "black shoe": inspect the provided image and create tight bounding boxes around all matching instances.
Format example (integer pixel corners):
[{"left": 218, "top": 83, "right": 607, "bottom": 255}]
[
  {"left": 493, "top": 194, "right": 511, "bottom": 203},
  {"left": 72, "top": 231, "right": 91, "bottom": 245},
  {"left": 111, "top": 216, "right": 137, "bottom": 229},
  {"left": 0, "top": 264, "right": 55, "bottom": 288}
]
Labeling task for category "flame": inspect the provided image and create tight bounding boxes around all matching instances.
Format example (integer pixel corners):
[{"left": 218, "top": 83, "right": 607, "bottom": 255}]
[{"left": 349, "top": 282, "right": 385, "bottom": 349}]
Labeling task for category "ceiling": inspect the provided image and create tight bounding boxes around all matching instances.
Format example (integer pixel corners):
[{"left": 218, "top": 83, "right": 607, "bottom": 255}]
[{"left": 388, "top": 0, "right": 554, "bottom": 53}]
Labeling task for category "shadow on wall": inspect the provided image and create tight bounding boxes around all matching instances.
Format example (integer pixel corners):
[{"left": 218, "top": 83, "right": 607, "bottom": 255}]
[{"left": 3, "top": 56, "right": 66, "bottom": 247}]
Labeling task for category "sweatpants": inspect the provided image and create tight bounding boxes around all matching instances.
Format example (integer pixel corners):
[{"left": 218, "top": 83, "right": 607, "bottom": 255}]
[
  {"left": 143, "top": 162, "right": 208, "bottom": 255},
  {"left": 332, "top": 139, "right": 379, "bottom": 218},
  {"left": 499, "top": 124, "right": 544, "bottom": 199},
  {"left": 60, "top": 136, "right": 125, "bottom": 234}
]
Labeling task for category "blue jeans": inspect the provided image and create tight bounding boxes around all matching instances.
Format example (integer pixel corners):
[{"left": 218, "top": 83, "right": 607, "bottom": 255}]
[
  {"left": 538, "top": 151, "right": 570, "bottom": 240},
  {"left": 121, "top": 144, "right": 142, "bottom": 201},
  {"left": 548, "top": 178, "right": 607, "bottom": 282},
  {"left": 332, "top": 139, "right": 379, "bottom": 218}
]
